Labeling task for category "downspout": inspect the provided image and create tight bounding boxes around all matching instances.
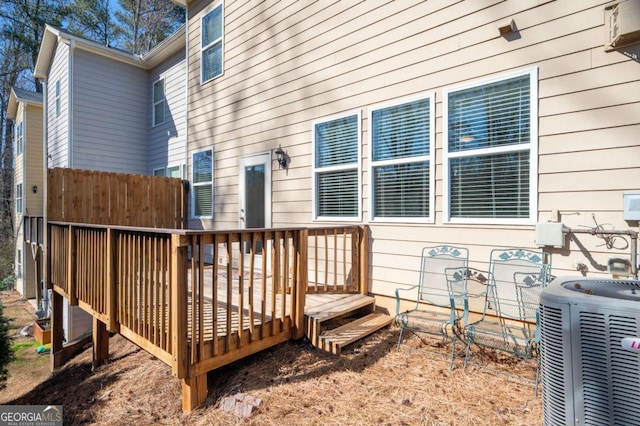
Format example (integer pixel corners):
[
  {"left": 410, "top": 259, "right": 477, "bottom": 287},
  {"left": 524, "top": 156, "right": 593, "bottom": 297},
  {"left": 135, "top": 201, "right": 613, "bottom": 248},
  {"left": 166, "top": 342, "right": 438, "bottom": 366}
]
[
  {"left": 67, "top": 39, "right": 75, "bottom": 168},
  {"left": 184, "top": 8, "right": 190, "bottom": 227},
  {"left": 42, "top": 79, "right": 48, "bottom": 313}
]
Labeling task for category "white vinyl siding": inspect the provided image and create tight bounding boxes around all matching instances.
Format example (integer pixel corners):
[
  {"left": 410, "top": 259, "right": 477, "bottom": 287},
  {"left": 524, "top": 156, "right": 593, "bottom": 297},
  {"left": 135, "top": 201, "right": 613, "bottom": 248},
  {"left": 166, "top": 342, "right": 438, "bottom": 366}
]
[
  {"left": 201, "top": 3, "right": 224, "bottom": 83},
  {"left": 148, "top": 51, "right": 186, "bottom": 176},
  {"left": 312, "top": 111, "right": 361, "bottom": 221},
  {"left": 443, "top": 68, "right": 538, "bottom": 224},
  {"left": 369, "top": 94, "right": 435, "bottom": 223},
  {"left": 192, "top": 149, "right": 213, "bottom": 218},
  {"left": 152, "top": 78, "right": 165, "bottom": 126},
  {"left": 15, "top": 183, "right": 22, "bottom": 214}
]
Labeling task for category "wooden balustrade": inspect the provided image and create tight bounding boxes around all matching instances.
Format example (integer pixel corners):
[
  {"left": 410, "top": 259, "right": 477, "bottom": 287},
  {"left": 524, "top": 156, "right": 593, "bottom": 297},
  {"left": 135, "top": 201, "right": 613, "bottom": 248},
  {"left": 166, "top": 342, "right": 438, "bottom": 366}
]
[{"left": 47, "top": 222, "right": 369, "bottom": 410}]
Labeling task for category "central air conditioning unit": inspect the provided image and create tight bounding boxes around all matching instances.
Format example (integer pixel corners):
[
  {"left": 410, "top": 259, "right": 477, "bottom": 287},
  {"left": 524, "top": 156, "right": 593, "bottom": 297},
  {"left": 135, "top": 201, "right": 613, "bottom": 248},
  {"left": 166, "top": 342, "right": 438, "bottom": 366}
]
[
  {"left": 540, "top": 277, "right": 640, "bottom": 426},
  {"left": 605, "top": 0, "right": 640, "bottom": 51}
]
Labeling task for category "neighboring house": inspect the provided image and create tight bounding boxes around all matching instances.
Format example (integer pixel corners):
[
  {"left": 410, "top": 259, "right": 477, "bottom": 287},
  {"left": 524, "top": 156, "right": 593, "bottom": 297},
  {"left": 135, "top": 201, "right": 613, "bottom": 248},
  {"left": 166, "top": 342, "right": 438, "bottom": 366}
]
[
  {"left": 30, "top": 24, "right": 187, "bottom": 342},
  {"left": 176, "top": 0, "right": 640, "bottom": 312},
  {"left": 7, "top": 88, "right": 43, "bottom": 300}
]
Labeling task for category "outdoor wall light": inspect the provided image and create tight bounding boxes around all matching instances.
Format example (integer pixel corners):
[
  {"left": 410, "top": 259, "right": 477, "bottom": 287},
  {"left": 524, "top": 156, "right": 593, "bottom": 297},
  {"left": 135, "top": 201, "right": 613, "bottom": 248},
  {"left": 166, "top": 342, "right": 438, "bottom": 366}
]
[
  {"left": 498, "top": 19, "right": 516, "bottom": 37},
  {"left": 274, "top": 145, "right": 289, "bottom": 169},
  {"left": 32, "top": 185, "right": 38, "bottom": 194}
]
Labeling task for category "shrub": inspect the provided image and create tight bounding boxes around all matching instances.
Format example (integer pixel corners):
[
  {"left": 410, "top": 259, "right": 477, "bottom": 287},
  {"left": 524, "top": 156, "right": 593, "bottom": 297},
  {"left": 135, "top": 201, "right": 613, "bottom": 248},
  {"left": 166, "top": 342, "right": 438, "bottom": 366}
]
[{"left": 0, "top": 303, "right": 14, "bottom": 389}]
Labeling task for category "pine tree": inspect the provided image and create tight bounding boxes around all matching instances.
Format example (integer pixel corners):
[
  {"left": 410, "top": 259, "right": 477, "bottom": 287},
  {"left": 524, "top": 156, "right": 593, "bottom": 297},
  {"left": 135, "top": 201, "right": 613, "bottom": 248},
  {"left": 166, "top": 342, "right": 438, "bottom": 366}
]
[
  {"left": 116, "top": 0, "right": 184, "bottom": 55},
  {"left": 67, "top": 0, "right": 118, "bottom": 47}
]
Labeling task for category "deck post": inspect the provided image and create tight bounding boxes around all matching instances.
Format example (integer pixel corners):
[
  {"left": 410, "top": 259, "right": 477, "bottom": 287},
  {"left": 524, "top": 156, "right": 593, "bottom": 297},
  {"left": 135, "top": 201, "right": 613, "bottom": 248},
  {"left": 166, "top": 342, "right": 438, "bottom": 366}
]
[
  {"left": 105, "top": 228, "right": 119, "bottom": 332},
  {"left": 50, "top": 290, "right": 65, "bottom": 370},
  {"left": 359, "top": 225, "right": 370, "bottom": 296},
  {"left": 170, "top": 234, "right": 188, "bottom": 380},
  {"left": 67, "top": 225, "right": 78, "bottom": 305},
  {"left": 292, "top": 229, "right": 308, "bottom": 339},
  {"left": 181, "top": 374, "right": 208, "bottom": 412},
  {"left": 92, "top": 317, "right": 109, "bottom": 369}
]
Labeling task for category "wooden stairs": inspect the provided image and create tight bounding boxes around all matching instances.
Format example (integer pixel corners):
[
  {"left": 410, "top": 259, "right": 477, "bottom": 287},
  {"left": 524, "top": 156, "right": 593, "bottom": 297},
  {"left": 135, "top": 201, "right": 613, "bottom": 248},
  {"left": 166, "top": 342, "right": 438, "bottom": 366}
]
[{"left": 304, "top": 294, "right": 392, "bottom": 355}]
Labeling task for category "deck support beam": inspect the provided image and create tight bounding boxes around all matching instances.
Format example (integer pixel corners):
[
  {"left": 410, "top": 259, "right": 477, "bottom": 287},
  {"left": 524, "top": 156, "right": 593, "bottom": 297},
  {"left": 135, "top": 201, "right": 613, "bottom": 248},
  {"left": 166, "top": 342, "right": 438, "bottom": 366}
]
[
  {"left": 50, "top": 291, "right": 65, "bottom": 371},
  {"left": 181, "top": 374, "right": 208, "bottom": 412},
  {"left": 92, "top": 317, "right": 109, "bottom": 369}
]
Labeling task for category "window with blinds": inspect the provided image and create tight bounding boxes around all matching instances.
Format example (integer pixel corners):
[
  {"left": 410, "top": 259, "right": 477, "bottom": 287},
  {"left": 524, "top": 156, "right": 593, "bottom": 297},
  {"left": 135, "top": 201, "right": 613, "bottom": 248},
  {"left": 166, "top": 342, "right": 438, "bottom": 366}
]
[
  {"left": 192, "top": 149, "right": 213, "bottom": 218},
  {"left": 201, "top": 3, "right": 224, "bottom": 83},
  {"left": 370, "top": 95, "right": 434, "bottom": 221},
  {"left": 152, "top": 78, "right": 165, "bottom": 126},
  {"left": 313, "top": 112, "right": 360, "bottom": 220},
  {"left": 444, "top": 69, "right": 537, "bottom": 223}
]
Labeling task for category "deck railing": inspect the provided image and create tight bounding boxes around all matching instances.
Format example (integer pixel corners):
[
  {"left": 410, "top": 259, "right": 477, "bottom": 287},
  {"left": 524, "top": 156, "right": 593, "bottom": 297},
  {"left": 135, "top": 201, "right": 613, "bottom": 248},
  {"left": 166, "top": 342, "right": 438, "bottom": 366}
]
[{"left": 47, "top": 222, "right": 369, "bottom": 380}]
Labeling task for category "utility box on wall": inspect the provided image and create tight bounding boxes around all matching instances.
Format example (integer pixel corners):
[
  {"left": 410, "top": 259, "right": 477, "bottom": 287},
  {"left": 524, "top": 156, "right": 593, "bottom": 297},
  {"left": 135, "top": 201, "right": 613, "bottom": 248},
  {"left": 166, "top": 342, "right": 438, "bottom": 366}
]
[
  {"left": 605, "top": 0, "right": 640, "bottom": 51},
  {"left": 535, "top": 223, "right": 565, "bottom": 248},
  {"left": 623, "top": 192, "right": 640, "bottom": 220}
]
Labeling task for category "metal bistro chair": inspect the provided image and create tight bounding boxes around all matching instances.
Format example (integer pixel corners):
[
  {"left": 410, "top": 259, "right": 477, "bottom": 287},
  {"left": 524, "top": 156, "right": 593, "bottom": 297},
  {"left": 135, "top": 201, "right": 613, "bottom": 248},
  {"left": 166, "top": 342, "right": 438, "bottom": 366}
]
[
  {"left": 395, "top": 245, "right": 469, "bottom": 370},
  {"left": 463, "top": 248, "right": 551, "bottom": 394}
]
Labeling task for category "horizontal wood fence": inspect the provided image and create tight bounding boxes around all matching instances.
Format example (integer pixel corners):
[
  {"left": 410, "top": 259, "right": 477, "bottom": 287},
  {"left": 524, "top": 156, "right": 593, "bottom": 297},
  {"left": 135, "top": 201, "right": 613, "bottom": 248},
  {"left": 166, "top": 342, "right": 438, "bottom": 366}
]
[
  {"left": 47, "top": 168, "right": 187, "bottom": 228},
  {"left": 47, "top": 222, "right": 369, "bottom": 380}
]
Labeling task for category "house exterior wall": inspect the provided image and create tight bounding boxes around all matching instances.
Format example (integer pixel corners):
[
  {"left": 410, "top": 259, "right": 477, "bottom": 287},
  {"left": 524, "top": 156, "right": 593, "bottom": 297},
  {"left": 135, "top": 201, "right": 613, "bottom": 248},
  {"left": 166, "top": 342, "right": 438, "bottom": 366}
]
[
  {"left": 14, "top": 101, "right": 43, "bottom": 299},
  {"left": 184, "top": 0, "right": 640, "bottom": 309},
  {"left": 47, "top": 41, "right": 69, "bottom": 168},
  {"left": 25, "top": 103, "right": 44, "bottom": 216},
  {"left": 72, "top": 48, "right": 148, "bottom": 174},
  {"left": 149, "top": 50, "right": 187, "bottom": 175}
]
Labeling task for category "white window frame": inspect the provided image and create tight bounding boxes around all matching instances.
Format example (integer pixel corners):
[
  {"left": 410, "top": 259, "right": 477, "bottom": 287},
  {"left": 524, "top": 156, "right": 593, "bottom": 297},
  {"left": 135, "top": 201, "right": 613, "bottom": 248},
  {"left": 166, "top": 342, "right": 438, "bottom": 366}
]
[
  {"left": 442, "top": 67, "right": 538, "bottom": 225},
  {"left": 55, "top": 80, "right": 61, "bottom": 117},
  {"left": 312, "top": 110, "right": 362, "bottom": 222},
  {"left": 16, "top": 248, "right": 22, "bottom": 278},
  {"left": 368, "top": 93, "right": 435, "bottom": 224},
  {"left": 200, "top": 2, "right": 224, "bottom": 84},
  {"left": 152, "top": 78, "right": 165, "bottom": 127},
  {"left": 166, "top": 164, "right": 184, "bottom": 179},
  {"left": 15, "top": 121, "right": 23, "bottom": 156},
  {"left": 16, "top": 183, "right": 22, "bottom": 214},
  {"left": 191, "top": 148, "right": 214, "bottom": 219}
]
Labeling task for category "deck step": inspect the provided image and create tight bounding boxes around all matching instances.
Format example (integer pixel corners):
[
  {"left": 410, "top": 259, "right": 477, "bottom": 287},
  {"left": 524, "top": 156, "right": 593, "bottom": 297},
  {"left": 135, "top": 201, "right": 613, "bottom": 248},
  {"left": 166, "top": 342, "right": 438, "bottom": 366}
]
[
  {"left": 305, "top": 294, "right": 375, "bottom": 322},
  {"left": 320, "top": 312, "right": 393, "bottom": 355},
  {"left": 305, "top": 294, "right": 376, "bottom": 348}
]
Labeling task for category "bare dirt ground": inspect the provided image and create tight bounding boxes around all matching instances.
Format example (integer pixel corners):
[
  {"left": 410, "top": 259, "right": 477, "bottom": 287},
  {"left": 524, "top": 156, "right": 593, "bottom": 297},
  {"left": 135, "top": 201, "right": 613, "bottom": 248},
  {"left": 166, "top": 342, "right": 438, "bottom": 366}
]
[{"left": 0, "top": 291, "right": 542, "bottom": 425}]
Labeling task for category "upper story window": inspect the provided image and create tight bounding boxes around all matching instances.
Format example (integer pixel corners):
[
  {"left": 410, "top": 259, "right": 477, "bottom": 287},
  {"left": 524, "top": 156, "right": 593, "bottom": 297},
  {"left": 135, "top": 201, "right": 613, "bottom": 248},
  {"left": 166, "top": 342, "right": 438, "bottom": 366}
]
[
  {"left": 192, "top": 149, "right": 214, "bottom": 218},
  {"left": 152, "top": 78, "right": 165, "bottom": 126},
  {"left": 15, "top": 121, "right": 23, "bottom": 156},
  {"left": 369, "top": 94, "right": 435, "bottom": 223},
  {"left": 55, "top": 80, "right": 61, "bottom": 117},
  {"left": 16, "top": 183, "right": 22, "bottom": 214},
  {"left": 201, "top": 3, "right": 224, "bottom": 83},
  {"left": 443, "top": 68, "right": 538, "bottom": 224},
  {"left": 153, "top": 168, "right": 165, "bottom": 177},
  {"left": 312, "top": 111, "right": 361, "bottom": 221}
]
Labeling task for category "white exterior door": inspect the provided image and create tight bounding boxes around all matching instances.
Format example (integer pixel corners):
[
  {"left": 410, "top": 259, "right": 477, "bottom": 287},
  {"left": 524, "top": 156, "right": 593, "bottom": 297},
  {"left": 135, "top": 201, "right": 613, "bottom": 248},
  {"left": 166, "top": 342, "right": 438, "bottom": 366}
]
[{"left": 238, "top": 152, "right": 272, "bottom": 230}]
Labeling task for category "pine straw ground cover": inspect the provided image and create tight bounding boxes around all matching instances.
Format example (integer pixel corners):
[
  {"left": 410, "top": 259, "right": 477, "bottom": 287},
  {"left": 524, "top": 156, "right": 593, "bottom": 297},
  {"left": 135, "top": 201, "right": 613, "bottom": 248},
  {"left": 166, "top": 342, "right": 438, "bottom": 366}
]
[{"left": 9, "top": 323, "right": 542, "bottom": 425}]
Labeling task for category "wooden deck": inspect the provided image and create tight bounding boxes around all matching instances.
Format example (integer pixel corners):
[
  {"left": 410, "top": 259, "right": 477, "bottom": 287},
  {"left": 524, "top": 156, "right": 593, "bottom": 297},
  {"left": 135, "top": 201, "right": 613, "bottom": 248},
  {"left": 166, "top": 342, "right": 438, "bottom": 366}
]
[
  {"left": 46, "top": 220, "right": 369, "bottom": 411},
  {"left": 43, "top": 169, "right": 374, "bottom": 412}
]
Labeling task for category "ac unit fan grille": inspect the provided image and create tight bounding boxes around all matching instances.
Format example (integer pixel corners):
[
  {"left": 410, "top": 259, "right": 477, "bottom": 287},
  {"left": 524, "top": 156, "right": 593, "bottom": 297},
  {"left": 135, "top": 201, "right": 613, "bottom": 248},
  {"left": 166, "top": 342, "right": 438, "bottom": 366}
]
[{"left": 540, "top": 304, "right": 567, "bottom": 425}]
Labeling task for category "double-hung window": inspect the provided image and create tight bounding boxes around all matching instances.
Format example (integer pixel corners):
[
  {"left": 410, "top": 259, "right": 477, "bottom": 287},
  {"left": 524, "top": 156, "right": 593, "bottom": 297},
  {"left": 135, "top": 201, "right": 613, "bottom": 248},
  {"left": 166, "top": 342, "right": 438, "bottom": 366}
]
[
  {"left": 15, "top": 122, "right": 23, "bottom": 156},
  {"left": 201, "top": 3, "right": 224, "bottom": 83},
  {"left": 312, "top": 111, "right": 361, "bottom": 220},
  {"left": 152, "top": 78, "right": 165, "bottom": 126},
  {"left": 192, "top": 149, "right": 213, "bottom": 218},
  {"left": 444, "top": 68, "right": 537, "bottom": 224},
  {"left": 369, "top": 94, "right": 434, "bottom": 222},
  {"left": 16, "top": 183, "right": 22, "bottom": 214}
]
